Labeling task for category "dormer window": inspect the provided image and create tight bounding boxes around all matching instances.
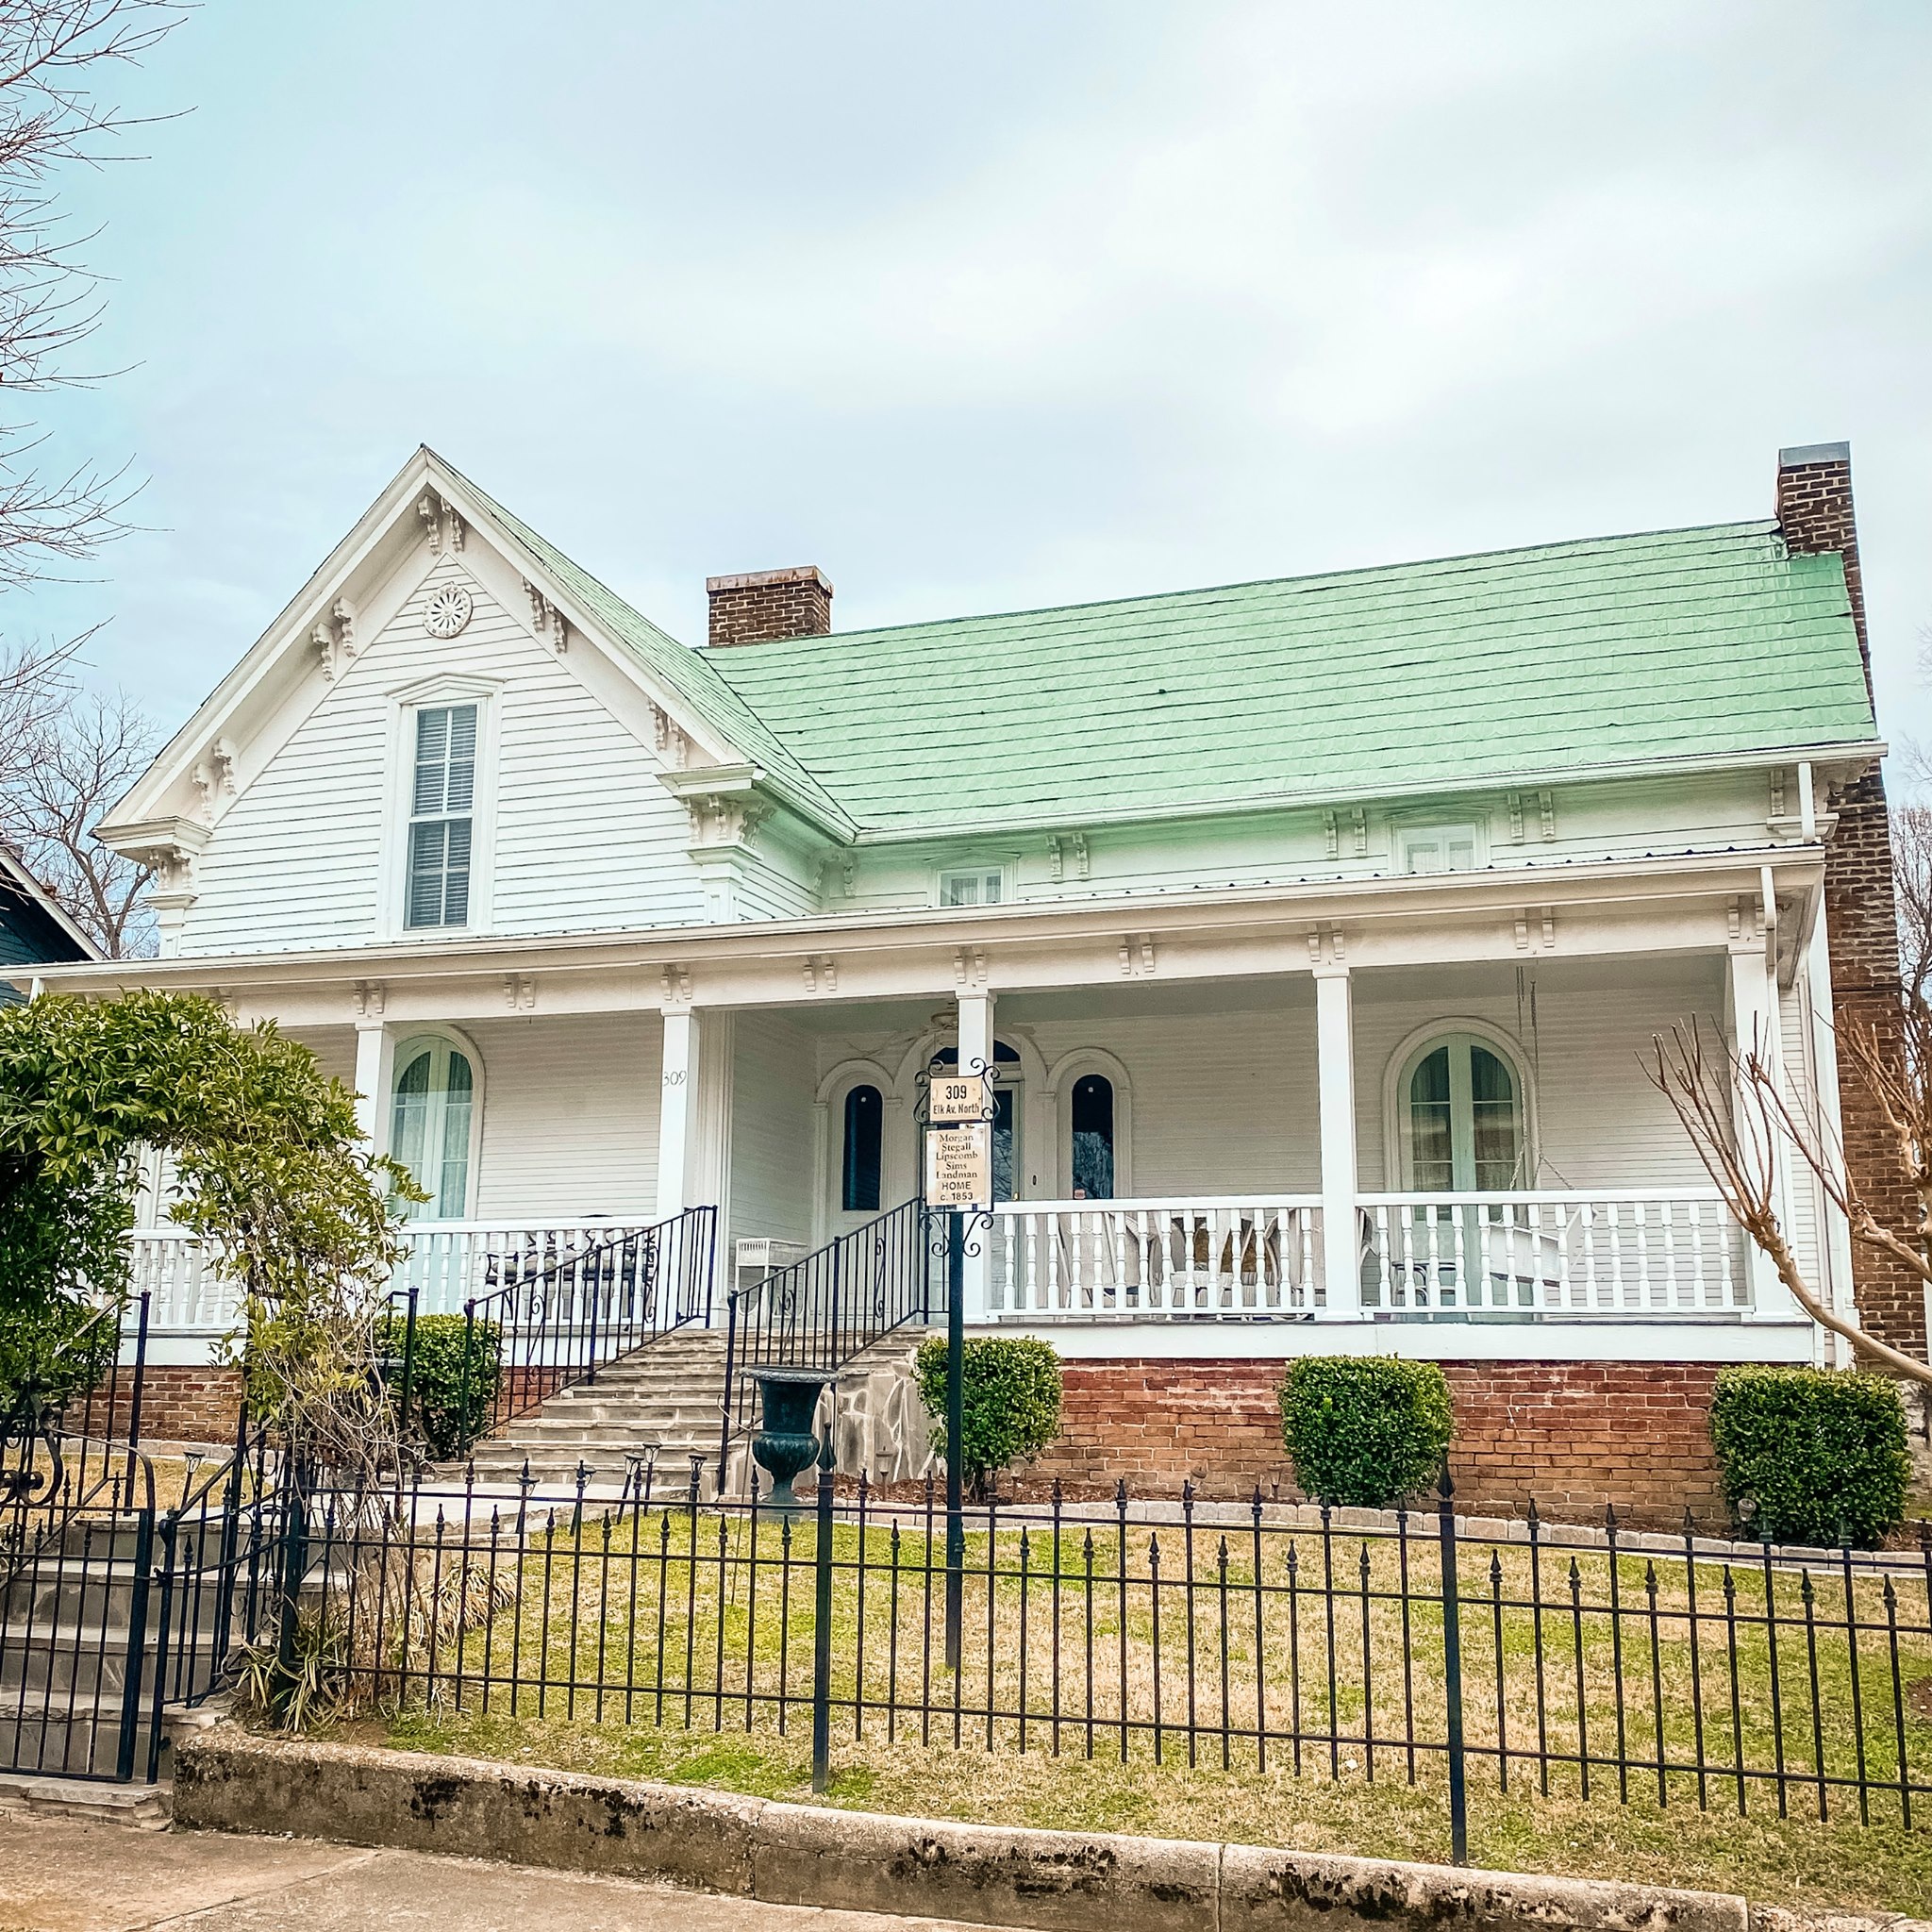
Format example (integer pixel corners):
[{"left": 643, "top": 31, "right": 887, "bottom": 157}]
[
  {"left": 938, "top": 867, "right": 1004, "bottom": 908},
  {"left": 406, "top": 704, "right": 476, "bottom": 928},
  {"left": 1399, "top": 823, "right": 1481, "bottom": 875}
]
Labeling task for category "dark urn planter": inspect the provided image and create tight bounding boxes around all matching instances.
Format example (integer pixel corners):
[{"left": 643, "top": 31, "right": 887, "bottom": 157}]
[{"left": 751, "top": 1367, "right": 834, "bottom": 1513}]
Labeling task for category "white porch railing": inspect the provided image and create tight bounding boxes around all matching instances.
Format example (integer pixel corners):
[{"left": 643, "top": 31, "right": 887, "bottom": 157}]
[
  {"left": 131, "top": 1220, "right": 659, "bottom": 1330},
  {"left": 1357, "top": 1191, "right": 1750, "bottom": 1318},
  {"left": 989, "top": 1198, "right": 1324, "bottom": 1319},
  {"left": 133, "top": 1192, "right": 1754, "bottom": 1333},
  {"left": 985, "top": 1190, "right": 1751, "bottom": 1322}
]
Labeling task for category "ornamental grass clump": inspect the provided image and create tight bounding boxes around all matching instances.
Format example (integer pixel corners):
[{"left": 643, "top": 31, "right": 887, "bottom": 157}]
[
  {"left": 914, "top": 1335, "right": 1062, "bottom": 1500},
  {"left": 1709, "top": 1363, "right": 1909, "bottom": 1548},
  {"left": 1278, "top": 1357, "right": 1454, "bottom": 1509}
]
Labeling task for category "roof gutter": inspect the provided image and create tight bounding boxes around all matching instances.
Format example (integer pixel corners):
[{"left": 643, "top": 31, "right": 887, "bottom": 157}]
[{"left": 19, "top": 844, "right": 1826, "bottom": 999}]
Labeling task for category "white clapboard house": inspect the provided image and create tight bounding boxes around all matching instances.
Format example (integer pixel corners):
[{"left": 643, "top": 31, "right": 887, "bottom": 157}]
[{"left": 26, "top": 441, "right": 1905, "bottom": 1501}]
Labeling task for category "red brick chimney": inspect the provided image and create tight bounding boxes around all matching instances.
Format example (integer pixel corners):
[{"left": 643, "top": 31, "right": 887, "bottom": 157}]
[
  {"left": 1775, "top": 441, "right": 1870, "bottom": 704},
  {"left": 706, "top": 566, "right": 833, "bottom": 648},
  {"left": 1777, "top": 441, "right": 1920, "bottom": 1359}
]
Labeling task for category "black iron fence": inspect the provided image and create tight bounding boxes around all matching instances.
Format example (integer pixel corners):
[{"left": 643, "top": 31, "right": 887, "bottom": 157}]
[
  {"left": 718, "top": 1199, "right": 935, "bottom": 1486},
  {"left": 288, "top": 1462, "right": 1932, "bottom": 1854},
  {"left": 0, "top": 1400, "right": 283, "bottom": 1786},
  {"left": 454, "top": 1206, "right": 718, "bottom": 1452}
]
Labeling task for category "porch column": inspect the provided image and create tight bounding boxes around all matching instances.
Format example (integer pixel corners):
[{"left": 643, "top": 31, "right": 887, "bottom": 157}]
[
  {"left": 958, "top": 989, "right": 994, "bottom": 1322},
  {"left": 1725, "top": 939, "right": 1800, "bottom": 1322},
  {"left": 352, "top": 1022, "right": 394, "bottom": 1155},
  {"left": 1314, "top": 964, "right": 1361, "bottom": 1319},
  {"left": 657, "top": 1008, "right": 701, "bottom": 1219}
]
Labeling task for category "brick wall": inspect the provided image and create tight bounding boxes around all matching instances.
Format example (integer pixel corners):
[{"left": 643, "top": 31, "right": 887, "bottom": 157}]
[
  {"left": 83, "top": 1365, "right": 246, "bottom": 1446},
  {"left": 1027, "top": 1357, "right": 1724, "bottom": 1527},
  {"left": 1823, "top": 770, "right": 1923, "bottom": 1355},
  {"left": 706, "top": 565, "right": 833, "bottom": 648},
  {"left": 1775, "top": 444, "right": 1921, "bottom": 1357}
]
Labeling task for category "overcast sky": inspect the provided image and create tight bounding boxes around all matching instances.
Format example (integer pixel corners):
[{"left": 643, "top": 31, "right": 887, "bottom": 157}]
[{"left": 16, "top": 1, "right": 1932, "bottom": 773}]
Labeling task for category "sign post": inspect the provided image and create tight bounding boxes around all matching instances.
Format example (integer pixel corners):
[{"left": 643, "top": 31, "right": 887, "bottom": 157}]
[{"left": 924, "top": 1091, "right": 992, "bottom": 1672}]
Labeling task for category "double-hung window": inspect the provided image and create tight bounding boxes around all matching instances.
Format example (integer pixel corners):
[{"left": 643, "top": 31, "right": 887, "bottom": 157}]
[
  {"left": 938, "top": 867, "right": 1003, "bottom": 908},
  {"left": 1399, "top": 824, "right": 1480, "bottom": 875},
  {"left": 407, "top": 704, "right": 476, "bottom": 929}
]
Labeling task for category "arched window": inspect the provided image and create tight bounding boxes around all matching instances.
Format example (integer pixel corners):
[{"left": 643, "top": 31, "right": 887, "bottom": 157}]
[
  {"left": 1070, "top": 1074, "right": 1114, "bottom": 1200},
  {"left": 1406, "top": 1036, "right": 1523, "bottom": 1192},
  {"left": 841, "top": 1084, "right": 883, "bottom": 1213},
  {"left": 391, "top": 1038, "right": 476, "bottom": 1219}
]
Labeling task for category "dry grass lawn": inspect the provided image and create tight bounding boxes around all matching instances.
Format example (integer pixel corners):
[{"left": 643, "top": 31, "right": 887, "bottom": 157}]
[{"left": 295, "top": 1500, "right": 1932, "bottom": 1918}]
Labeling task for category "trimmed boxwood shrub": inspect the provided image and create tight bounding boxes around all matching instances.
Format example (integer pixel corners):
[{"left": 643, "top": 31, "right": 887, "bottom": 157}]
[
  {"left": 375, "top": 1312, "right": 500, "bottom": 1461},
  {"left": 915, "top": 1335, "right": 1062, "bottom": 1500},
  {"left": 1278, "top": 1357, "right": 1454, "bottom": 1509},
  {"left": 1709, "top": 1364, "right": 1909, "bottom": 1548}
]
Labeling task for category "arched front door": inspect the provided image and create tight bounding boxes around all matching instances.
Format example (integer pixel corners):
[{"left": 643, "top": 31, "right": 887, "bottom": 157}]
[
  {"left": 390, "top": 1037, "right": 476, "bottom": 1220},
  {"left": 1403, "top": 1035, "right": 1524, "bottom": 1193},
  {"left": 826, "top": 1080, "right": 887, "bottom": 1236}
]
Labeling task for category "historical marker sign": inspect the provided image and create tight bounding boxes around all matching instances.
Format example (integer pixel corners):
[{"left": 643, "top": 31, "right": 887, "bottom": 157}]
[
  {"left": 925, "top": 1122, "right": 991, "bottom": 1208},
  {"left": 927, "top": 1074, "right": 987, "bottom": 1124}
]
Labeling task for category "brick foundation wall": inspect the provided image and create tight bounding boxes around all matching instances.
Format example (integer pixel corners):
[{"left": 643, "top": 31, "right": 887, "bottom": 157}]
[
  {"left": 706, "top": 565, "right": 832, "bottom": 647},
  {"left": 1027, "top": 1358, "right": 1724, "bottom": 1527},
  {"left": 84, "top": 1365, "right": 246, "bottom": 1446}
]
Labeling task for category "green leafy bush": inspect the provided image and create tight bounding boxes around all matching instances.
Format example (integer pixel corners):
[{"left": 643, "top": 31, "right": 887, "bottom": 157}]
[
  {"left": 1709, "top": 1365, "right": 1909, "bottom": 1548},
  {"left": 0, "top": 1295, "right": 121, "bottom": 1421},
  {"left": 375, "top": 1313, "right": 500, "bottom": 1461},
  {"left": 914, "top": 1335, "right": 1062, "bottom": 1499},
  {"left": 1277, "top": 1357, "right": 1454, "bottom": 1508}
]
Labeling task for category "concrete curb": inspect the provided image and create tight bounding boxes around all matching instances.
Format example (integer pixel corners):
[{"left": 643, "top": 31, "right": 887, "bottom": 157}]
[{"left": 170, "top": 1730, "right": 1917, "bottom": 1932}]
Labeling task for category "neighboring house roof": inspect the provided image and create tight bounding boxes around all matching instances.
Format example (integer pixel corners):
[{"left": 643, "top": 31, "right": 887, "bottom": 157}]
[
  {"left": 699, "top": 520, "right": 1878, "bottom": 837},
  {"left": 0, "top": 846, "right": 97, "bottom": 1000}
]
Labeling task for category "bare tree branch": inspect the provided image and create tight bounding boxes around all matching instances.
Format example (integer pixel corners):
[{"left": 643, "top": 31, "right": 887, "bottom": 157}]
[
  {"left": 0, "top": 1, "right": 189, "bottom": 583},
  {"left": 1646, "top": 1017, "right": 1932, "bottom": 1389},
  {"left": 0, "top": 678, "right": 152, "bottom": 954}
]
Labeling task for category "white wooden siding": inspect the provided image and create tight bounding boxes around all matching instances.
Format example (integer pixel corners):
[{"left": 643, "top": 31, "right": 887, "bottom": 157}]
[
  {"left": 1778, "top": 980, "right": 1825, "bottom": 1303},
  {"left": 808, "top": 961, "right": 1720, "bottom": 1209},
  {"left": 1351, "top": 958, "right": 1722, "bottom": 1191},
  {"left": 1023, "top": 1008, "right": 1319, "bottom": 1196},
  {"left": 467, "top": 1012, "right": 661, "bottom": 1219},
  {"left": 834, "top": 771, "right": 1790, "bottom": 918},
  {"left": 283, "top": 1027, "right": 358, "bottom": 1087},
  {"left": 179, "top": 558, "right": 705, "bottom": 956},
  {"left": 728, "top": 1010, "right": 818, "bottom": 1246}
]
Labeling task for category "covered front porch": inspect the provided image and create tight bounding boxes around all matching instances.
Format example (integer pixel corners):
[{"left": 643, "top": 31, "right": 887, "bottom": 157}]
[{"left": 121, "top": 854, "right": 1839, "bottom": 1367}]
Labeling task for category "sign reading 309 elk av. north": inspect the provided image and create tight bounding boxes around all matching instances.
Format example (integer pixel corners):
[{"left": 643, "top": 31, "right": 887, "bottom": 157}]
[
  {"left": 925, "top": 1121, "right": 991, "bottom": 1209},
  {"left": 927, "top": 1074, "right": 987, "bottom": 1123}
]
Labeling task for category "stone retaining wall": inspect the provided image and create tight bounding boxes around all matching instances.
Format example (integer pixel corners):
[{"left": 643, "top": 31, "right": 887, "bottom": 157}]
[{"left": 173, "top": 1728, "right": 1814, "bottom": 1932}]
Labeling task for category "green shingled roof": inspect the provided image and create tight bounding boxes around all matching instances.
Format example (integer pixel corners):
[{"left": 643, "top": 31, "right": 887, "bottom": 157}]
[
  {"left": 435, "top": 451, "right": 1876, "bottom": 843},
  {"left": 438, "top": 455, "right": 854, "bottom": 833},
  {"left": 701, "top": 522, "right": 1877, "bottom": 837}
]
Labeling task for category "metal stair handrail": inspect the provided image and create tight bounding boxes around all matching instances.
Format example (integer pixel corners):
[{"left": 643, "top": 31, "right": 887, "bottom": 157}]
[
  {"left": 716, "top": 1198, "right": 933, "bottom": 1489},
  {"left": 458, "top": 1204, "right": 718, "bottom": 1453}
]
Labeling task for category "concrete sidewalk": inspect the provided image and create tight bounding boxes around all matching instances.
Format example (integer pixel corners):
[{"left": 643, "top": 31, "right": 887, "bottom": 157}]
[{"left": 0, "top": 1817, "right": 1016, "bottom": 1932}]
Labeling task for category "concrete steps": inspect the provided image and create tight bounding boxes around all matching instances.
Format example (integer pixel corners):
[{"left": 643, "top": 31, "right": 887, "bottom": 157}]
[
  {"left": 452, "top": 1325, "right": 936, "bottom": 1499},
  {"left": 458, "top": 1331, "right": 732, "bottom": 1491}
]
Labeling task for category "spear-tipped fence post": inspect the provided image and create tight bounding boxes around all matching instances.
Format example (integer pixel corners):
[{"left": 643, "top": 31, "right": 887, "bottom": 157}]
[
  {"left": 811, "top": 1433, "right": 836, "bottom": 1793},
  {"left": 944, "top": 1208, "right": 965, "bottom": 1672},
  {"left": 1436, "top": 1463, "right": 1468, "bottom": 1866},
  {"left": 269, "top": 1449, "right": 311, "bottom": 1728},
  {"left": 396, "top": 1286, "right": 420, "bottom": 1454}
]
